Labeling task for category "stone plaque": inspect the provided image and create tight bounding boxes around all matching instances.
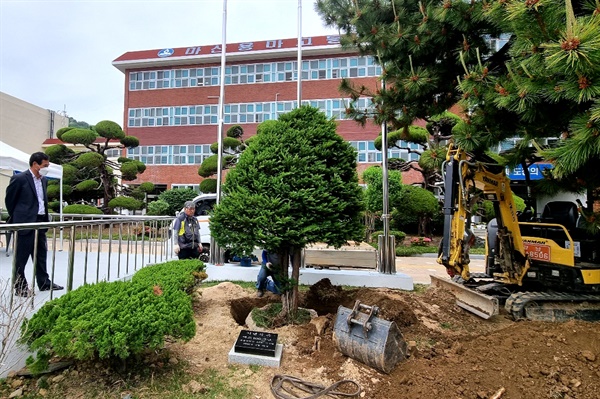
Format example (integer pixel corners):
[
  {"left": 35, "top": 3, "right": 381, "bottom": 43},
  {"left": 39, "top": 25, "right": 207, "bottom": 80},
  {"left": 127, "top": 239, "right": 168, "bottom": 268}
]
[{"left": 234, "top": 330, "right": 278, "bottom": 357}]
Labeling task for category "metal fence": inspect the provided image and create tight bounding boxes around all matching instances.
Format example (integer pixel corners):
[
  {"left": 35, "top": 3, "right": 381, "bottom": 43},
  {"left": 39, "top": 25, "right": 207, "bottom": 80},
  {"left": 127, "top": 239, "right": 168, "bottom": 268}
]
[{"left": 1, "top": 213, "right": 176, "bottom": 303}]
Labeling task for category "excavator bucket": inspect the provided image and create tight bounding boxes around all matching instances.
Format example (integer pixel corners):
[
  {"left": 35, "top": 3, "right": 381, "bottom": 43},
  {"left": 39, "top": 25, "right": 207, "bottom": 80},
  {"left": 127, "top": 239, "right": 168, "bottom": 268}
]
[
  {"left": 430, "top": 275, "right": 499, "bottom": 319},
  {"left": 332, "top": 300, "right": 407, "bottom": 374}
]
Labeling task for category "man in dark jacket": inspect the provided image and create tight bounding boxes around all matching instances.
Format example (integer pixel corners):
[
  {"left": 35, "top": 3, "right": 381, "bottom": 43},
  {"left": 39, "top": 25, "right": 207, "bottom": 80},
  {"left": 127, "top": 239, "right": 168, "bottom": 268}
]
[
  {"left": 5, "top": 152, "right": 63, "bottom": 296},
  {"left": 173, "top": 201, "right": 201, "bottom": 259}
]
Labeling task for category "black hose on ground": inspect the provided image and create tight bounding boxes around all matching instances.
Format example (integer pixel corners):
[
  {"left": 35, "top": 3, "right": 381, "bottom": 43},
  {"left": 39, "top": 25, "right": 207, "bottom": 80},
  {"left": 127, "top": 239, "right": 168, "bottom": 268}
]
[{"left": 270, "top": 374, "right": 361, "bottom": 399}]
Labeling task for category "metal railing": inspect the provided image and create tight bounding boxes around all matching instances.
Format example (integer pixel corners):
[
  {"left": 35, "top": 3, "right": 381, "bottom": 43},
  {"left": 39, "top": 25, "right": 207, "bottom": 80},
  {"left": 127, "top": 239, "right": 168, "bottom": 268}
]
[{"left": 1, "top": 213, "right": 176, "bottom": 304}]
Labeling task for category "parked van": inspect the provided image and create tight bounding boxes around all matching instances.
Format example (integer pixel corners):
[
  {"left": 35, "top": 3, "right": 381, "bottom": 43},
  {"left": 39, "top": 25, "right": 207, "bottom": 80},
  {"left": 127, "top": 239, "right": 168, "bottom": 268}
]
[{"left": 169, "top": 193, "right": 217, "bottom": 260}]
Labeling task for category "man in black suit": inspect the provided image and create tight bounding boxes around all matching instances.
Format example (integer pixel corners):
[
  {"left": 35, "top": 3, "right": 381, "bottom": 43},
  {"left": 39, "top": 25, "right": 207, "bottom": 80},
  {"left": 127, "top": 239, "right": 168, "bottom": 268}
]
[{"left": 5, "top": 152, "right": 63, "bottom": 296}]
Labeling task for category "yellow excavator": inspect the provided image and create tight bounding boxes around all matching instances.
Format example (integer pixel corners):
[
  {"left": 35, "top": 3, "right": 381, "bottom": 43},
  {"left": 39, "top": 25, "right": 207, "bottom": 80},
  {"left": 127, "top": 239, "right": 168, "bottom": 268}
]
[{"left": 435, "top": 144, "right": 600, "bottom": 321}]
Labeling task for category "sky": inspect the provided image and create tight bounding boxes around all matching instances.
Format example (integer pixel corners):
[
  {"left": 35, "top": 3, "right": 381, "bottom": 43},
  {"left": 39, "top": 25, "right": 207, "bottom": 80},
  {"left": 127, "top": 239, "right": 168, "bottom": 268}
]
[{"left": 0, "top": 0, "right": 338, "bottom": 126}]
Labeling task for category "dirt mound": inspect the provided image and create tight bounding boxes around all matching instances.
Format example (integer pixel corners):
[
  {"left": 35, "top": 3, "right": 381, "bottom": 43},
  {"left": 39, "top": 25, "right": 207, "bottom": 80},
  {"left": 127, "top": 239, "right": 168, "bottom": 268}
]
[
  {"left": 221, "top": 280, "right": 599, "bottom": 399},
  {"left": 5, "top": 280, "right": 598, "bottom": 398}
]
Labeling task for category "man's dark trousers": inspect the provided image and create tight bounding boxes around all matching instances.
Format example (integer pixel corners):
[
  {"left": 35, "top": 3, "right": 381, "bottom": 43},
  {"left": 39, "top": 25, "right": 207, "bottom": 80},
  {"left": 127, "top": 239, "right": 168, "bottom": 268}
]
[{"left": 14, "top": 215, "right": 50, "bottom": 290}]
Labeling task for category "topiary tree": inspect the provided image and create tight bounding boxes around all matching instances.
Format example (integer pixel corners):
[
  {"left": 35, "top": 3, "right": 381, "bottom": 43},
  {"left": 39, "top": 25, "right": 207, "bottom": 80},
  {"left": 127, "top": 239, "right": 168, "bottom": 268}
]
[
  {"left": 108, "top": 196, "right": 144, "bottom": 212},
  {"left": 47, "top": 121, "right": 145, "bottom": 214},
  {"left": 62, "top": 204, "right": 103, "bottom": 215},
  {"left": 392, "top": 186, "right": 439, "bottom": 236},
  {"left": 210, "top": 105, "right": 365, "bottom": 317},
  {"left": 197, "top": 125, "right": 249, "bottom": 193},
  {"left": 376, "top": 111, "right": 461, "bottom": 190}
]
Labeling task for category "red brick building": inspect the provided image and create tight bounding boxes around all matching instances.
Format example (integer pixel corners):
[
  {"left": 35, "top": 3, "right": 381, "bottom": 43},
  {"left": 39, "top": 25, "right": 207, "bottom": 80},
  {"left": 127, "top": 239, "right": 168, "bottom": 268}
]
[{"left": 112, "top": 35, "right": 423, "bottom": 193}]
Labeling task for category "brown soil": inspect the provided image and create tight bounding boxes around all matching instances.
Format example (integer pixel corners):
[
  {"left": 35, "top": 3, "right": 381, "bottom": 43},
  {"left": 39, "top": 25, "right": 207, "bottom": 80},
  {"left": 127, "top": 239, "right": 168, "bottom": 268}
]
[
  {"left": 171, "top": 280, "right": 600, "bottom": 399},
  {"left": 3, "top": 280, "right": 599, "bottom": 399}
]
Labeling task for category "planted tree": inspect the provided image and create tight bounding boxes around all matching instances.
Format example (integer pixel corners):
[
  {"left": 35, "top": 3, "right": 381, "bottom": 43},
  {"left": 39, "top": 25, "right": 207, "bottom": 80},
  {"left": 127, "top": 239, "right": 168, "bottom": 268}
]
[
  {"left": 46, "top": 121, "right": 148, "bottom": 214},
  {"left": 210, "top": 106, "right": 365, "bottom": 317}
]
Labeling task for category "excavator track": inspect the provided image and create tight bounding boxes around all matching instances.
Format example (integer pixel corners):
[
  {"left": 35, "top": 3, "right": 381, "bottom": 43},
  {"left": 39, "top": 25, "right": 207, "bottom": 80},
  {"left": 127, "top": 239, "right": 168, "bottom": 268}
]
[{"left": 506, "top": 291, "right": 600, "bottom": 322}]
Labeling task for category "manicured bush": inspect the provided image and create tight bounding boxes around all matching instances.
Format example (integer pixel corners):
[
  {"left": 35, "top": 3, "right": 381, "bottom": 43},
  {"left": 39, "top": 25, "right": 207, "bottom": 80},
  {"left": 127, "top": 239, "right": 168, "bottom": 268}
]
[
  {"left": 157, "top": 188, "right": 197, "bottom": 216},
  {"left": 131, "top": 259, "right": 207, "bottom": 294},
  {"left": 370, "top": 230, "right": 406, "bottom": 246},
  {"left": 395, "top": 245, "right": 438, "bottom": 256},
  {"left": 63, "top": 204, "right": 103, "bottom": 214},
  {"left": 146, "top": 199, "right": 170, "bottom": 216},
  {"left": 19, "top": 259, "right": 206, "bottom": 373},
  {"left": 108, "top": 195, "right": 143, "bottom": 210}
]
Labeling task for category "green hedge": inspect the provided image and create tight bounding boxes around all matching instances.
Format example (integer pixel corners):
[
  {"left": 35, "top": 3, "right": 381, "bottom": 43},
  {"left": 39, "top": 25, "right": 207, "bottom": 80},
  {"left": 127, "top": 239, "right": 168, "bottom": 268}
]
[
  {"left": 369, "top": 230, "right": 406, "bottom": 247},
  {"left": 19, "top": 259, "right": 206, "bottom": 373},
  {"left": 62, "top": 204, "right": 103, "bottom": 214}
]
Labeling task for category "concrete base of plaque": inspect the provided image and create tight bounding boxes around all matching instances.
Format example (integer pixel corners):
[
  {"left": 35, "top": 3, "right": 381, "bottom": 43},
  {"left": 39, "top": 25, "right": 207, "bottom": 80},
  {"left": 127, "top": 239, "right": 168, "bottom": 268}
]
[
  {"left": 228, "top": 342, "right": 283, "bottom": 368},
  {"left": 228, "top": 329, "right": 283, "bottom": 368}
]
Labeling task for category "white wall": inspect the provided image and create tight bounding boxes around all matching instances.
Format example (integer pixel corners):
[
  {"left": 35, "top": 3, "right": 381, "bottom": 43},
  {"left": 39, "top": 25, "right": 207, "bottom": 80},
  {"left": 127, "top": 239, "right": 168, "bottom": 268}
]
[{"left": 0, "top": 92, "right": 69, "bottom": 210}]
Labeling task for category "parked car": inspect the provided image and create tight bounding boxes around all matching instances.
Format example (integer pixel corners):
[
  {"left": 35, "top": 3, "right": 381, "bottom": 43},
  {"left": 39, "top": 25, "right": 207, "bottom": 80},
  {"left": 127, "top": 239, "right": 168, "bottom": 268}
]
[{"left": 169, "top": 193, "right": 216, "bottom": 261}]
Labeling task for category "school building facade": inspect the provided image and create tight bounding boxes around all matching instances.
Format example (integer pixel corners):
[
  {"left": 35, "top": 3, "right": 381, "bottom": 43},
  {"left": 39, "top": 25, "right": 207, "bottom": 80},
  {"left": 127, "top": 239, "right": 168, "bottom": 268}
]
[{"left": 112, "top": 35, "right": 424, "bottom": 193}]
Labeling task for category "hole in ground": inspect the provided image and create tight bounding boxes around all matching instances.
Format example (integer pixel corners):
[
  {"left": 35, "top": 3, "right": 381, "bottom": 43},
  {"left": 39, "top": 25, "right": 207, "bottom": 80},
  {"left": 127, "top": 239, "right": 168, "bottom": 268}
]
[{"left": 230, "top": 297, "right": 278, "bottom": 325}]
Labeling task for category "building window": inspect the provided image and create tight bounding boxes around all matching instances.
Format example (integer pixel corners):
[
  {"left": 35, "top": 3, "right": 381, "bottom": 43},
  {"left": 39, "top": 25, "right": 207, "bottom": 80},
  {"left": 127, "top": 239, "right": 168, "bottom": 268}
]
[
  {"left": 172, "top": 184, "right": 200, "bottom": 192},
  {"left": 105, "top": 148, "right": 122, "bottom": 158},
  {"left": 349, "top": 140, "right": 416, "bottom": 164},
  {"left": 127, "top": 144, "right": 212, "bottom": 165},
  {"left": 128, "top": 96, "right": 376, "bottom": 128},
  {"left": 128, "top": 56, "right": 382, "bottom": 92}
]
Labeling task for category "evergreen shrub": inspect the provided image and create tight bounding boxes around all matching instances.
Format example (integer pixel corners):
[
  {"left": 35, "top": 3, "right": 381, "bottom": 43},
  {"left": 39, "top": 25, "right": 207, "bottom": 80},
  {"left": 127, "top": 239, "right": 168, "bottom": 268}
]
[
  {"left": 19, "top": 259, "right": 206, "bottom": 373},
  {"left": 370, "top": 230, "right": 406, "bottom": 246},
  {"left": 63, "top": 204, "right": 103, "bottom": 214}
]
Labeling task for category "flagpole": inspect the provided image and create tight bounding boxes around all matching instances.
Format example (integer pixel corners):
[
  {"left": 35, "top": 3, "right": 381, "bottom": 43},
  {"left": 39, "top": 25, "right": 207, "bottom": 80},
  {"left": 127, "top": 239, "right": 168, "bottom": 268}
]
[
  {"left": 215, "top": 0, "right": 227, "bottom": 206},
  {"left": 211, "top": 0, "right": 227, "bottom": 265},
  {"left": 296, "top": 0, "right": 302, "bottom": 106}
]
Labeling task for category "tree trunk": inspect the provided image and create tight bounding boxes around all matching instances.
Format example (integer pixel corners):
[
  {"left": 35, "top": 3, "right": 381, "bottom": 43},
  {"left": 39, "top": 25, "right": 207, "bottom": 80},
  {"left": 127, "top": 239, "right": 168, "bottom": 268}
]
[
  {"left": 99, "top": 164, "right": 116, "bottom": 214},
  {"left": 290, "top": 247, "right": 301, "bottom": 313},
  {"left": 276, "top": 247, "right": 302, "bottom": 322},
  {"left": 277, "top": 247, "right": 291, "bottom": 320}
]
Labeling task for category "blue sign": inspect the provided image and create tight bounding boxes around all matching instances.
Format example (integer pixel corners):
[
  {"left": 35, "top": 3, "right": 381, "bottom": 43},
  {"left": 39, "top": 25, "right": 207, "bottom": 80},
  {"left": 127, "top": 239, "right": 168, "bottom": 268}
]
[
  {"left": 157, "top": 48, "right": 174, "bottom": 58},
  {"left": 505, "top": 163, "right": 553, "bottom": 180}
]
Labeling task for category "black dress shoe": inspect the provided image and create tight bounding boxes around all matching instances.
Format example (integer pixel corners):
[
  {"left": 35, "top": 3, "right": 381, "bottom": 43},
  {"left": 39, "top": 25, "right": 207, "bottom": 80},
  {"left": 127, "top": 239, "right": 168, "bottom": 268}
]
[
  {"left": 40, "top": 283, "right": 64, "bottom": 291},
  {"left": 14, "top": 288, "right": 33, "bottom": 297}
]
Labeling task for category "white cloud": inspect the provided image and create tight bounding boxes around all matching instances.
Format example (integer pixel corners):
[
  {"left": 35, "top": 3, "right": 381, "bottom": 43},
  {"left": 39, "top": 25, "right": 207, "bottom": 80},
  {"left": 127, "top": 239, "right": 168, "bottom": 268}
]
[{"left": 0, "top": 0, "right": 337, "bottom": 126}]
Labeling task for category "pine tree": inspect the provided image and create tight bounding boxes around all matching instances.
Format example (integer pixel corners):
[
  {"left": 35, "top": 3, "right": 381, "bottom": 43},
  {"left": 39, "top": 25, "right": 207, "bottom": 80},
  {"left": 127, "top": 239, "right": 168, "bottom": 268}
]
[{"left": 316, "top": 0, "right": 600, "bottom": 225}]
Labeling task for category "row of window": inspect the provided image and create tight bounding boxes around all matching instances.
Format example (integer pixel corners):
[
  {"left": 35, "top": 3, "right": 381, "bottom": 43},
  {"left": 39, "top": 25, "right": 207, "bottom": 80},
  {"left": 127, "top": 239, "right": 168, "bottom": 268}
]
[
  {"left": 127, "top": 144, "right": 213, "bottom": 165},
  {"left": 350, "top": 141, "right": 421, "bottom": 163},
  {"left": 128, "top": 56, "right": 382, "bottom": 90},
  {"left": 127, "top": 98, "right": 374, "bottom": 127},
  {"left": 124, "top": 137, "right": 559, "bottom": 166},
  {"left": 126, "top": 141, "right": 420, "bottom": 165}
]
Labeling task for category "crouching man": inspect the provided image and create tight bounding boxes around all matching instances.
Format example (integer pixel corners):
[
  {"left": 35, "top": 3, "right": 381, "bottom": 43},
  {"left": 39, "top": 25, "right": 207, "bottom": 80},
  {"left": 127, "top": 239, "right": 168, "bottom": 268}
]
[{"left": 256, "top": 249, "right": 282, "bottom": 297}]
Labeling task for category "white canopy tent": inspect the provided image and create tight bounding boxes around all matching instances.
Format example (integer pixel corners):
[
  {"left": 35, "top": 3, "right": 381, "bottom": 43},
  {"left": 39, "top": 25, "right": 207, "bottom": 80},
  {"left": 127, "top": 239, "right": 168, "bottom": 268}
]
[{"left": 0, "top": 140, "right": 64, "bottom": 220}]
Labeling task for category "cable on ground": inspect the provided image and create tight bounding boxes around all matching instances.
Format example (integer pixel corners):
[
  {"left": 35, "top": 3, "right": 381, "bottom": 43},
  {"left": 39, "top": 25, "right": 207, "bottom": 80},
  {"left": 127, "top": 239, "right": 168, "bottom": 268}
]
[{"left": 270, "top": 374, "right": 361, "bottom": 399}]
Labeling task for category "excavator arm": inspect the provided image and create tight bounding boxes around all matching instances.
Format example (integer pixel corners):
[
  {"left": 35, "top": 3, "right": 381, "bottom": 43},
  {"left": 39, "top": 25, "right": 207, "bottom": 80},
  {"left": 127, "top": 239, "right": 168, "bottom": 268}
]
[{"left": 438, "top": 145, "right": 530, "bottom": 285}]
